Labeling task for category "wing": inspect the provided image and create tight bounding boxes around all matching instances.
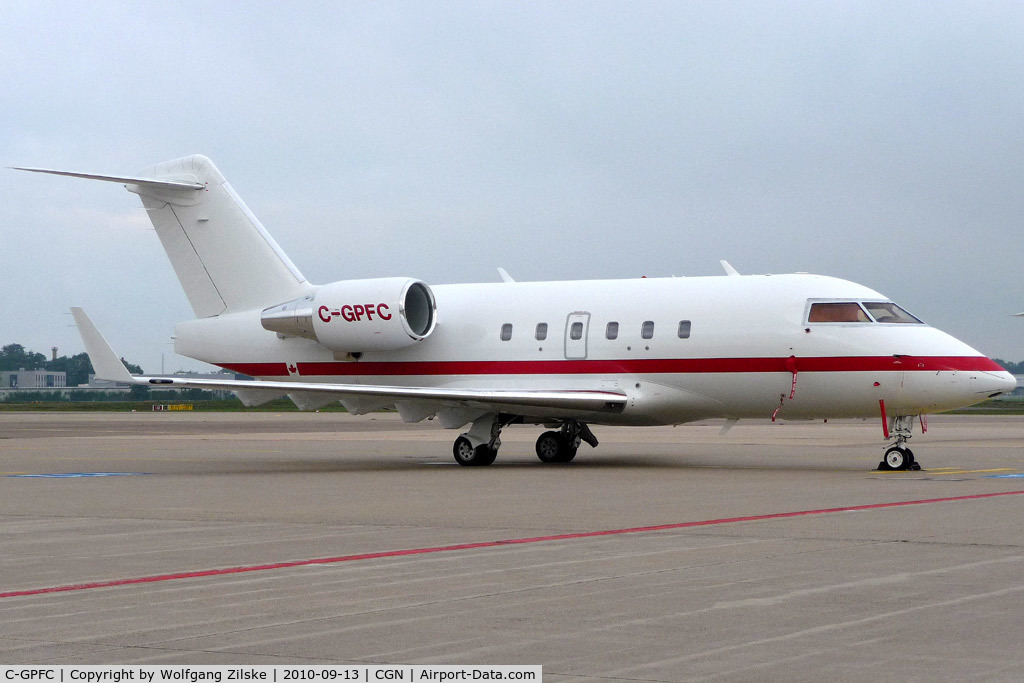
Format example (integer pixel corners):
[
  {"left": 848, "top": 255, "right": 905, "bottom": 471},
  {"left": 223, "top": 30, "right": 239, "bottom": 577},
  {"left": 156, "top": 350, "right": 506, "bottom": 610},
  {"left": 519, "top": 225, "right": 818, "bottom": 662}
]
[{"left": 71, "top": 308, "right": 627, "bottom": 421}]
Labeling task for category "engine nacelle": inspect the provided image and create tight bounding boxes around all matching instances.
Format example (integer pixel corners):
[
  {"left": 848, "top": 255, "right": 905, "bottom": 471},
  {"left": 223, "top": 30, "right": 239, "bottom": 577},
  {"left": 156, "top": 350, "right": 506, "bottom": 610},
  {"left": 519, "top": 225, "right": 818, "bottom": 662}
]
[{"left": 261, "top": 277, "right": 436, "bottom": 352}]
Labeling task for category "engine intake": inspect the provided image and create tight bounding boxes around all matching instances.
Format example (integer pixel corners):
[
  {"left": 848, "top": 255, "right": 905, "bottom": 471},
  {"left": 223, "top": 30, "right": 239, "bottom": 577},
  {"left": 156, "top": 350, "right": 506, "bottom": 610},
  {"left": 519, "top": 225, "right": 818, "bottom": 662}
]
[{"left": 261, "top": 277, "right": 436, "bottom": 352}]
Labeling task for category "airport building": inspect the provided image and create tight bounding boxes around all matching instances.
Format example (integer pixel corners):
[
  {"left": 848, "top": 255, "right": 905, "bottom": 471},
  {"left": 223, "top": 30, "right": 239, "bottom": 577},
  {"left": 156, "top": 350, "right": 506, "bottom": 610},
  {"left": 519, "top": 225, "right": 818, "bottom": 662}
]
[
  {"left": 2, "top": 368, "right": 66, "bottom": 389},
  {"left": 0, "top": 370, "right": 245, "bottom": 401}
]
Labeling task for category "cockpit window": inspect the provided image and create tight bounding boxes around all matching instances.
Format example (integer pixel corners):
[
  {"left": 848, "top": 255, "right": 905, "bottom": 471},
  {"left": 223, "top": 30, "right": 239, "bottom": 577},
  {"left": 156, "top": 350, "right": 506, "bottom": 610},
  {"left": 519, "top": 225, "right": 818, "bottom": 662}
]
[
  {"left": 863, "top": 302, "right": 923, "bottom": 324},
  {"left": 807, "top": 302, "right": 871, "bottom": 323}
]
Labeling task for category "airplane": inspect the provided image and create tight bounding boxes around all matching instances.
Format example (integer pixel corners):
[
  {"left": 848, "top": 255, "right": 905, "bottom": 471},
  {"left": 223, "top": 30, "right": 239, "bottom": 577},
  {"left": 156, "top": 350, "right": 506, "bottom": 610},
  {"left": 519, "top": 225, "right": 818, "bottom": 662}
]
[{"left": 16, "top": 155, "right": 1016, "bottom": 470}]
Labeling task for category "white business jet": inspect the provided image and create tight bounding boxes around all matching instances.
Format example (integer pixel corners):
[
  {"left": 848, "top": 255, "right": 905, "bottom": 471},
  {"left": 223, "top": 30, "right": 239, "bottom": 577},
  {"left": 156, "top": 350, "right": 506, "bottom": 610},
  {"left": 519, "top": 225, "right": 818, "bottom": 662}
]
[{"left": 16, "top": 156, "right": 1016, "bottom": 470}]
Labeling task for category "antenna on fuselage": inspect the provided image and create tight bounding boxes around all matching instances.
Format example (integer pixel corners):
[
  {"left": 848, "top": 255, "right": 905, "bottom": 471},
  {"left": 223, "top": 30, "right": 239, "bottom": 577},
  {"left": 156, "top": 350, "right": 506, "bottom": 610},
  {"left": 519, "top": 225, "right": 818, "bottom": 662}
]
[{"left": 720, "top": 260, "right": 741, "bottom": 276}]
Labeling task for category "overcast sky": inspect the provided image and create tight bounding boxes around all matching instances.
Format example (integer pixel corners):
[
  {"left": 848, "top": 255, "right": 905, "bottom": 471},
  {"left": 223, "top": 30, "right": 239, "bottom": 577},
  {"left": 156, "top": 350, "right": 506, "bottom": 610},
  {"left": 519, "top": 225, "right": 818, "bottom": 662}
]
[{"left": 2, "top": 1, "right": 1022, "bottom": 373}]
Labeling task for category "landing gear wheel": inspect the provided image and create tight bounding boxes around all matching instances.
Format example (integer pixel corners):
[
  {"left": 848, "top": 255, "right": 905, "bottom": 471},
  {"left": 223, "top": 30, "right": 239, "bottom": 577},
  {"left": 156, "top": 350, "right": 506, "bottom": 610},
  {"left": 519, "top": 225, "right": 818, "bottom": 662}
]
[
  {"left": 880, "top": 446, "right": 913, "bottom": 471},
  {"left": 536, "top": 431, "right": 561, "bottom": 463},
  {"left": 453, "top": 436, "right": 497, "bottom": 466},
  {"left": 536, "top": 431, "right": 577, "bottom": 463}
]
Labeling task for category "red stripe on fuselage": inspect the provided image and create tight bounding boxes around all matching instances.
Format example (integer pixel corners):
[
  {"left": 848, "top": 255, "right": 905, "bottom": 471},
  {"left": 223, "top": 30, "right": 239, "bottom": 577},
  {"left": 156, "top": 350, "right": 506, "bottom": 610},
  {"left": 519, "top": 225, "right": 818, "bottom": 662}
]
[{"left": 219, "top": 355, "right": 1004, "bottom": 379}]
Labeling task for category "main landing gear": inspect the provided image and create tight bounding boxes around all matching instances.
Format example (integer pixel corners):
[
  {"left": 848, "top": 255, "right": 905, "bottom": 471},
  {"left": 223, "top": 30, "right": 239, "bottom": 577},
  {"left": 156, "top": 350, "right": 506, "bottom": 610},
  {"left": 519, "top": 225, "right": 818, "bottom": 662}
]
[
  {"left": 452, "top": 415, "right": 598, "bottom": 466},
  {"left": 877, "top": 415, "right": 922, "bottom": 471},
  {"left": 535, "top": 422, "right": 599, "bottom": 464},
  {"left": 452, "top": 413, "right": 508, "bottom": 466}
]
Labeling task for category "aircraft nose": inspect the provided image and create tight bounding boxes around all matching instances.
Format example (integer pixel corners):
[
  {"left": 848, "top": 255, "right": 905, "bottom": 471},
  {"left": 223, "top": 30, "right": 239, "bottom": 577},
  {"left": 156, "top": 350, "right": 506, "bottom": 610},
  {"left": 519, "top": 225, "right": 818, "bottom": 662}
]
[{"left": 977, "top": 370, "right": 1018, "bottom": 398}]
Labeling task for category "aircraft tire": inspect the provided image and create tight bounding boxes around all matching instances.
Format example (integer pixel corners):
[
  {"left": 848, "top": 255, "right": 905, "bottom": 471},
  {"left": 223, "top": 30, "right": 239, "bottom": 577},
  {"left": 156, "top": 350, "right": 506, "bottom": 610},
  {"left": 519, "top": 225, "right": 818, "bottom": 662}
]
[
  {"left": 536, "top": 431, "right": 577, "bottom": 463},
  {"left": 882, "top": 446, "right": 911, "bottom": 471},
  {"left": 453, "top": 436, "right": 497, "bottom": 466},
  {"left": 536, "top": 431, "right": 562, "bottom": 463},
  {"left": 472, "top": 447, "right": 498, "bottom": 466}
]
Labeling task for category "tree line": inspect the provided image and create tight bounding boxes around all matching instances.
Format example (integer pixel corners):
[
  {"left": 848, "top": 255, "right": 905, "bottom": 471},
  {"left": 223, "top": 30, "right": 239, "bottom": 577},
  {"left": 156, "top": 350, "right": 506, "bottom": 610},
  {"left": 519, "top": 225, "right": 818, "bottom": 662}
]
[{"left": 993, "top": 359, "right": 1024, "bottom": 374}]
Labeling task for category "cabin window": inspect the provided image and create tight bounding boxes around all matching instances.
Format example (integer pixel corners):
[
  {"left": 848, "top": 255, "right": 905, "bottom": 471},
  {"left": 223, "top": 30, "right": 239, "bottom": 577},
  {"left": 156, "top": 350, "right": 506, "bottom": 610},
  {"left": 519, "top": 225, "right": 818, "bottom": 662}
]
[
  {"left": 863, "top": 302, "right": 923, "bottom": 324},
  {"left": 807, "top": 302, "right": 870, "bottom": 323},
  {"left": 606, "top": 322, "right": 619, "bottom": 340},
  {"left": 569, "top": 322, "right": 584, "bottom": 340},
  {"left": 535, "top": 322, "right": 548, "bottom": 340},
  {"left": 500, "top": 323, "right": 513, "bottom": 341},
  {"left": 677, "top": 320, "right": 691, "bottom": 339},
  {"left": 641, "top": 321, "right": 655, "bottom": 339}
]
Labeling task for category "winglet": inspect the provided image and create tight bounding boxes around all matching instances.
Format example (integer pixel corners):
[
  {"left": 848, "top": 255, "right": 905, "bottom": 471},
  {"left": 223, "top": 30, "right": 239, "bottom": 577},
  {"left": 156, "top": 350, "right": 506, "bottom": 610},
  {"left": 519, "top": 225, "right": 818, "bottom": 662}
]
[
  {"left": 69, "top": 308, "right": 140, "bottom": 384},
  {"left": 720, "top": 260, "right": 741, "bottom": 276},
  {"left": 497, "top": 267, "right": 515, "bottom": 283}
]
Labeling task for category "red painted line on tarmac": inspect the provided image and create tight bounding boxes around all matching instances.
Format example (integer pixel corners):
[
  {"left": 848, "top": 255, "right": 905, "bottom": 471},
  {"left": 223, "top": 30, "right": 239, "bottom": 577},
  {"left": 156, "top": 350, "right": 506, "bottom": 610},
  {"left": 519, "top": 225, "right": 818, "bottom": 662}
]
[{"left": 3, "top": 489, "right": 1023, "bottom": 600}]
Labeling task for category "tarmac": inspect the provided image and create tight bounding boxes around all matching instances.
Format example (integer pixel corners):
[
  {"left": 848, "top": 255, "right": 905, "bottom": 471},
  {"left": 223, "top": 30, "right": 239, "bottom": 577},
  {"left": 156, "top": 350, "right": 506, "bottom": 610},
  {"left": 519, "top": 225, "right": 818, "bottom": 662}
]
[{"left": 1, "top": 411, "right": 1023, "bottom": 681}]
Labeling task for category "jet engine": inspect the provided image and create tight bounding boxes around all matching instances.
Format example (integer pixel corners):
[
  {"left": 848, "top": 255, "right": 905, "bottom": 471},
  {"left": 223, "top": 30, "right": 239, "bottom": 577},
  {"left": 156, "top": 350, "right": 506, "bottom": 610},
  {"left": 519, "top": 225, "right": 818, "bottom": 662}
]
[{"left": 261, "top": 277, "right": 436, "bottom": 352}]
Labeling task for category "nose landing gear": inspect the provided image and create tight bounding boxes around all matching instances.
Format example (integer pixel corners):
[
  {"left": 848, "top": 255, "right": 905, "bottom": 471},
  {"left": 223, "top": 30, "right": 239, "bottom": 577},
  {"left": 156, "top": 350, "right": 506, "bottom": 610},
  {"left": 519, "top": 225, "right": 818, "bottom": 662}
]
[
  {"left": 877, "top": 414, "right": 922, "bottom": 471},
  {"left": 881, "top": 445, "right": 916, "bottom": 471}
]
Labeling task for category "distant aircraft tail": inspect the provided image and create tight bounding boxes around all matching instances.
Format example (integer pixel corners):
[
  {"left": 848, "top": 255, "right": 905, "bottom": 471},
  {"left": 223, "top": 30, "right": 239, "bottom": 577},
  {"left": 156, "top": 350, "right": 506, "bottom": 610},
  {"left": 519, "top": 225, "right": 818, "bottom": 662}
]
[{"left": 17, "top": 155, "right": 312, "bottom": 318}]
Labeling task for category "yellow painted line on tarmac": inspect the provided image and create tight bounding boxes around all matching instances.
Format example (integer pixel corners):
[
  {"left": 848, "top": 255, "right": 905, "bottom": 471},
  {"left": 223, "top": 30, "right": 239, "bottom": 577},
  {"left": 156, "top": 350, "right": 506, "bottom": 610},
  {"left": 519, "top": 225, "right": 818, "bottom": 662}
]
[
  {"left": 870, "top": 467, "right": 1018, "bottom": 476},
  {"left": 928, "top": 468, "right": 1018, "bottom": 476}
]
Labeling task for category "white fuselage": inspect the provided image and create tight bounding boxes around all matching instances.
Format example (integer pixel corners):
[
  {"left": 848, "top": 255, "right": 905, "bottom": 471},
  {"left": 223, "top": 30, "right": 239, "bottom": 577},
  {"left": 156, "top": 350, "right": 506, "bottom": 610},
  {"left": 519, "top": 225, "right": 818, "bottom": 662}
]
[{"left": 174, "top": 273, "right": 1014, "bottom": 426}]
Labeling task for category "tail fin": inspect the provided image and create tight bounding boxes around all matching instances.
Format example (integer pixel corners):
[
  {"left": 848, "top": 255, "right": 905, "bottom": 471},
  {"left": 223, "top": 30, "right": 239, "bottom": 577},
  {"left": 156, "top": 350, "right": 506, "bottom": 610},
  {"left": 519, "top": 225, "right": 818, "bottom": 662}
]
[
  {"left": 130, "top": 155, "right": 311, "bottom": 317},
  {"left": 17, "top": 155, "right": 312, "bottom": 317}
]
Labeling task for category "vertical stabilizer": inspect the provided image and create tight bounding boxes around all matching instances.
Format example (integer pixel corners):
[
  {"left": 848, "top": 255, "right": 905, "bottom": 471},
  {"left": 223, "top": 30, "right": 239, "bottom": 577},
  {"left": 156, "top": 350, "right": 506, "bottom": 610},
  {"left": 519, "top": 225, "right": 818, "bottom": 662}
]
[{"left": 129, "top": 155, "right": 311, "bottom": 317}]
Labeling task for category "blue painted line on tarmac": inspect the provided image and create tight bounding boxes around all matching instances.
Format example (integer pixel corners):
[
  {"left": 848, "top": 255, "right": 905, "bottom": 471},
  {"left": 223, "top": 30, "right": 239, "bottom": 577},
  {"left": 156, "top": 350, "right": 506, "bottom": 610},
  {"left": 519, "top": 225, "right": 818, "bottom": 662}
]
[
  {"left": 7, "top": 472, "right": 151, "bottom": 478},
  {"left": 986, "top": 473, "right": 1024, "bottom": 479}
]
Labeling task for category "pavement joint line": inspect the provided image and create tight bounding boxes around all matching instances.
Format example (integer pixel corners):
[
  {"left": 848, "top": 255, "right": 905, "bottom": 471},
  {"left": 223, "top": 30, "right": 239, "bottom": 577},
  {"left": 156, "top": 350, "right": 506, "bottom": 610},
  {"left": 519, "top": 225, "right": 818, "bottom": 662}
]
[{"left": 2, "top": 489, "right": 1024, "bottom": 600}]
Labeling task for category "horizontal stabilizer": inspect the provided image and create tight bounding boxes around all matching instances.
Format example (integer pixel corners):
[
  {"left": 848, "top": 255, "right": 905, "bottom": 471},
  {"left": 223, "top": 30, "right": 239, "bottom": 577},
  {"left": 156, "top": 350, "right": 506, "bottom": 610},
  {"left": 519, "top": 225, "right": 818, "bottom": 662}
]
[{"left": 12, "top": 167, "right": 204, "bottom": 191}]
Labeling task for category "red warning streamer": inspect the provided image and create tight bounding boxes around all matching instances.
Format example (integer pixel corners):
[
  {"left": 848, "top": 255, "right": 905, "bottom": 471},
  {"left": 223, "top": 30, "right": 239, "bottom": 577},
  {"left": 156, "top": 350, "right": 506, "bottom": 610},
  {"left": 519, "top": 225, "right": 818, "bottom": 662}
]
[{"left": 880, "top": 399, "right": 890, "bottom": 439}]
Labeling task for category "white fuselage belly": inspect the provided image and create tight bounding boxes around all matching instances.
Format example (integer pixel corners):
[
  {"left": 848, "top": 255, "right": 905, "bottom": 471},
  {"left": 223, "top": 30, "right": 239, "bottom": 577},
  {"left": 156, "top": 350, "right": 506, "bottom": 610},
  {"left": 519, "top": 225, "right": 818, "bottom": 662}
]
[{"left": 175, "top": 273, "right": 1009, "bottom": 425}]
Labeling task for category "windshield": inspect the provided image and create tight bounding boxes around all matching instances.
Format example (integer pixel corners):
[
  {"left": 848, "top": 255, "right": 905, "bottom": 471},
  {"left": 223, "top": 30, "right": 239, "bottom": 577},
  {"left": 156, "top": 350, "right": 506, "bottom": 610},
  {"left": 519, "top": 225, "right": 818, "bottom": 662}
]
[
  {"left": 807, "top": 302, "right": 871, "bottom": 323},
  {"left": 862, "top": 302, "right": 923, "bottom": 324},
  {"left": 807, "top": 301, "right": 924, "bottom": 325}
]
